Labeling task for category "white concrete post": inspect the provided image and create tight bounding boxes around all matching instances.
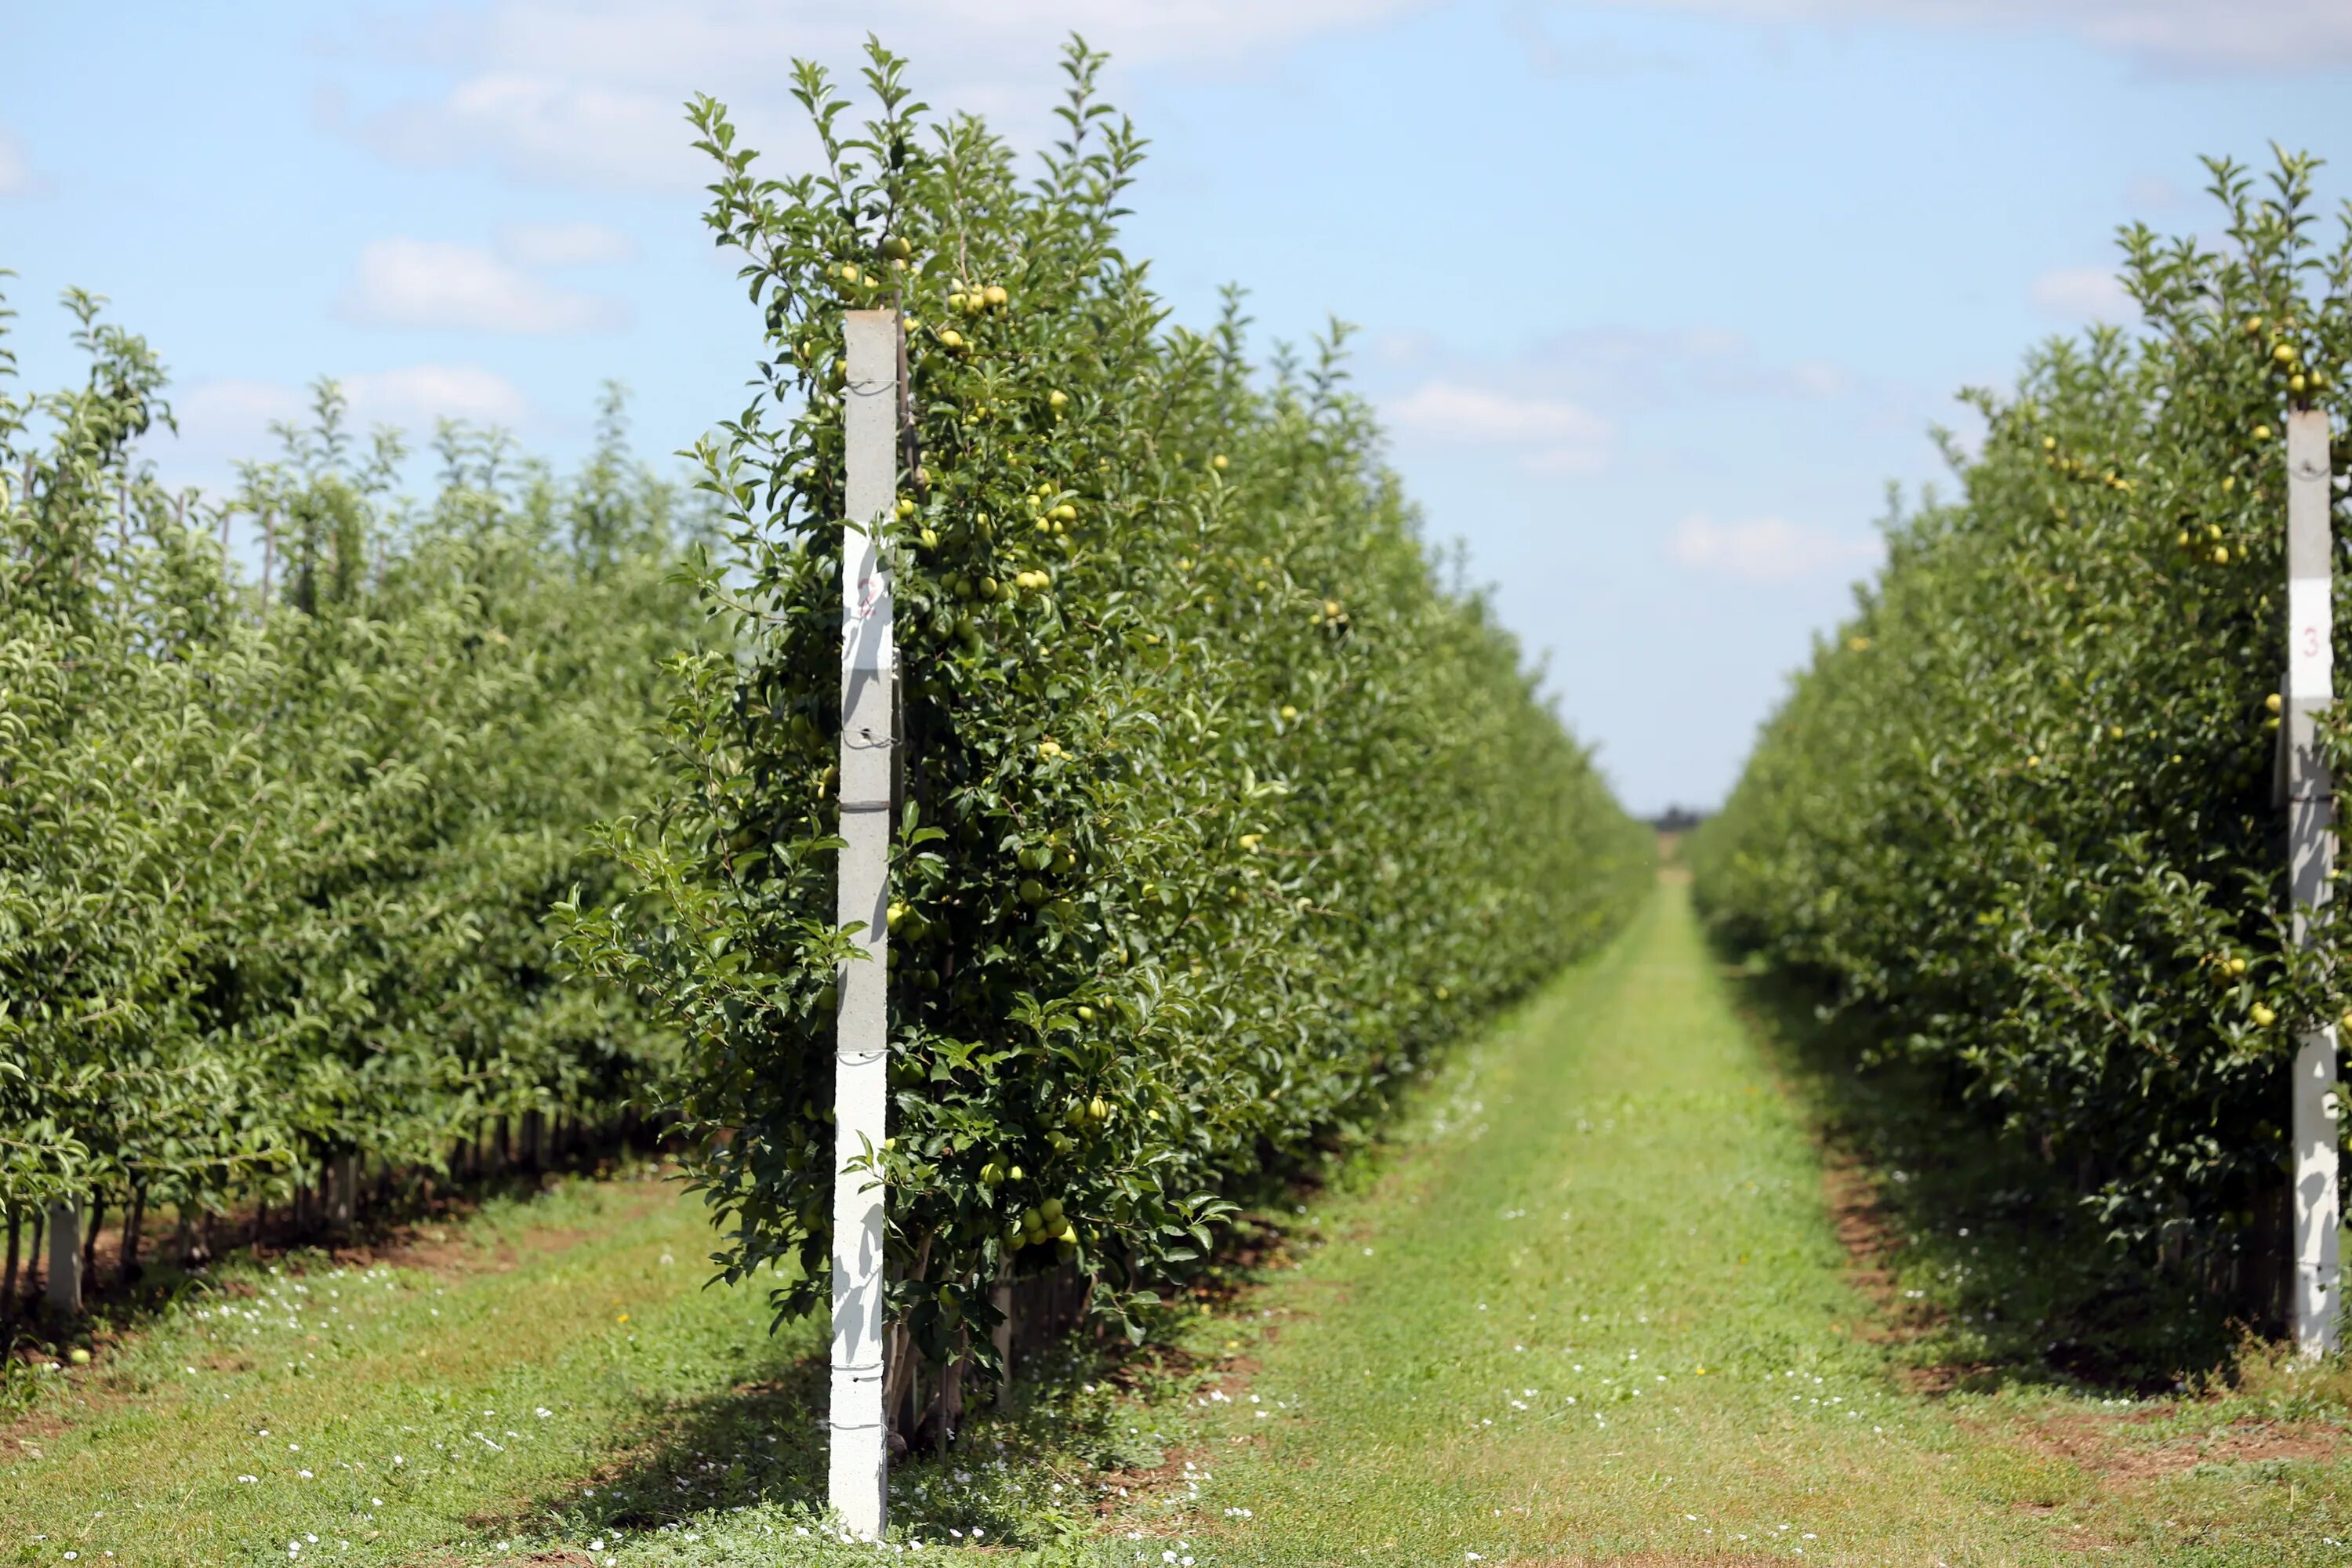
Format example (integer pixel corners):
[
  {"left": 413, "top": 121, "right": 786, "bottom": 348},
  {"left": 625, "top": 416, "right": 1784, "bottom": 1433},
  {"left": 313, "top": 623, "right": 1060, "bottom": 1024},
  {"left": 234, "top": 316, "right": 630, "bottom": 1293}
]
[
  {"left": 45, "top": 1200, "right": 82, "bottom": 1315},
  {"left": 829, "top": 309, "right": 898, "bottom": 1536},
  {"left": 2286, "top": 408, "right": 2339, "bottom": 1358}
]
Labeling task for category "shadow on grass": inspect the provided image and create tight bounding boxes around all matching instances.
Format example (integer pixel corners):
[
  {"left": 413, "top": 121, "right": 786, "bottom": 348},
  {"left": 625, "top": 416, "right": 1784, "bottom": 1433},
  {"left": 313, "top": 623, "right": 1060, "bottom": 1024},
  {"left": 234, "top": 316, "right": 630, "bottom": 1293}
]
[
  {"left": 1718, "top": 952, "right": 2245, "bottom": 1397},
  {"left": 487, "top": 1340, "right": 833, "bottom": 1539},
  {"left": 476, "top": 1319, "right": 1189, "bottom": 1548},
  {"left": 4, "top": 1138, "right": 671, "bottom": 1374},
  {"left": 1, "top": 1152, "right": 679, "bottom": 1423}
]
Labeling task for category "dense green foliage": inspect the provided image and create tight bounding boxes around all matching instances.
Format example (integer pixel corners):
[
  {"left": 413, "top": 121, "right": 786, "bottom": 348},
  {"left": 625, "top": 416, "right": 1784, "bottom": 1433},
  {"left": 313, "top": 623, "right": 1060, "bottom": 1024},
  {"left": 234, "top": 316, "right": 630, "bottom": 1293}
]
[
  {"left": 1691, "top": 154, "right": 2352, "bottom": 1272},
  {"left": 0, "top": 288, "right": 702, "bottom": 1238},
  {"left": 562, "top": 43, "right": 1649, "bottom": 1381},
  {"left": 19, "top": 893, "right": 2352, "bottom": 1566}
]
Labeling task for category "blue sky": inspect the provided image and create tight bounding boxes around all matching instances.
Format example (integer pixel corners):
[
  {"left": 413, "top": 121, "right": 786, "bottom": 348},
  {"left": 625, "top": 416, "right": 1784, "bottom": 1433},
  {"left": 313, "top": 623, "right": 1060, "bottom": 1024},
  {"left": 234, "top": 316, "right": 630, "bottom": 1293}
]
[{"left": 5, "top": 1, "right": 2351, "bottom": 812}]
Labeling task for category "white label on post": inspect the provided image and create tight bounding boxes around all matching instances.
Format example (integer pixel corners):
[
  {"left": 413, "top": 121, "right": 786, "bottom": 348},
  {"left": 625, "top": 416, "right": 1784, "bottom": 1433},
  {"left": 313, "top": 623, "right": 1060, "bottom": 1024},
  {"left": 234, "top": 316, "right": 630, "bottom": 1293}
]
[
  {"left": 841, "top": 333, "right": 896, "bottom": 677},
  {"left": 844, "top": 518, "right": 893, "bottom": 673},
  {"left": 2296, "top": 1025, "right": 2343, "bottom": 1357},
  {"left": 2291, "top": 575, "right": 2332, "bottom": 703}
]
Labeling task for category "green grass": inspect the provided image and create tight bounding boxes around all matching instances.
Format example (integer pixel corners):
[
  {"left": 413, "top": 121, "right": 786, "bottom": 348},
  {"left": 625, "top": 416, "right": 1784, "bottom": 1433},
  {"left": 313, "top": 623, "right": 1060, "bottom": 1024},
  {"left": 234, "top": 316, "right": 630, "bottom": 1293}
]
[
  {"left": 0, "top": 1167, "right": 838, "bottom": 1565},
  {"left": 10, "top": 880, "right": 2352, "bottom": 1566},
  {"left": 1097, "top": 880, "right": 2352, "bottom": 1566}
]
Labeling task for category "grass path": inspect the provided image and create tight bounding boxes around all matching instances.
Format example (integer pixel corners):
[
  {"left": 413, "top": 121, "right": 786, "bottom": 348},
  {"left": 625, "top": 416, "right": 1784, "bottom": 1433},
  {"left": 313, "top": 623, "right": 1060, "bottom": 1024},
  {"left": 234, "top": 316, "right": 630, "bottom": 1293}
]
[
  {"left": 0, "top": 1171, "right": 831, "bottom": 1566},
  {"left": 1144, "top": 880, "right": 2352, "bottom": 1566},
  {"left": 9, "top": 880, "right": 2352, "bottom": 1566}
]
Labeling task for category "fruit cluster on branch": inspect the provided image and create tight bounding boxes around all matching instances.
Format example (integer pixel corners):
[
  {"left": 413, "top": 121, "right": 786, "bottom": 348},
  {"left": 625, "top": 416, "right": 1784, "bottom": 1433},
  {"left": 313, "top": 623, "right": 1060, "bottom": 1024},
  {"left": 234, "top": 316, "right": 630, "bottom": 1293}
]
[
  {"left": 558, "top": 42, "right": 1650, "bottom": 1376},
  {"left": 1, "top": 307, "right": 702, "bottom": 1242},
  {"left": 1692, "top": 152, "right": 2352, "bottom": 1274}
]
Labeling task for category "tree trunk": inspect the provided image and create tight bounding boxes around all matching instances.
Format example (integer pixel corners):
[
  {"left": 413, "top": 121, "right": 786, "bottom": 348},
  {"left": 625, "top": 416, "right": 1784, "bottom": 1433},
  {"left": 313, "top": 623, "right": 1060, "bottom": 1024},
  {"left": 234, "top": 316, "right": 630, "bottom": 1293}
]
[
  {"left": 81, "top": 1194, "right": 103, "bottom": 1286},
  {"left": 882, "top": 1316, "right": 918, "bottom": 1459},
  {"left": 993, "top": 1279, "right": 1015, "bottom": 1411},
  {"left": 122, "top": 1185, "right": 147, "bottom": 1283},
  {"left": 47, "top": 1200, "right": 82, "bottom": 1314}
]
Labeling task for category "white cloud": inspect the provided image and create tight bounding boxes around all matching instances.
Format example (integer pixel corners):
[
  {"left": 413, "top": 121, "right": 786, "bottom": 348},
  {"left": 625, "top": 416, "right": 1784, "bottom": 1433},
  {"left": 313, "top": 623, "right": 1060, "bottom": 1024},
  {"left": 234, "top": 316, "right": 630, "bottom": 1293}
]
[
  {"left": 363, "top": 72, "right": 709, "bottom": 192},
  {"left": 1505, "top": 6, "right": 1690, "bottom": 74},
  {"left": 347, "top": 1, "right": 1430, "bottom": 191},
  {"left": 495, "top": 220, "right": 637, "bottom": 267},
  {"left": 1386, "top": 379, "right": 1615, "bottom": 475},
  {"left": 1384, "top": 326, "right": 1867, "bottom": 408},
  {"left": 342, "top": 238, "right": 628, "bottom": 334},
  {"left": 1786, "top": 358, "right": 1853, "bottom": 398},
  {"left": 1668, "top": 514, "right": 1883, "bottom": 583},
  {"left": 0, "top": 126, "right": 45, "bottom": 197},
  {"left": 176, "top": 366, "right": 532, "bottom": 459},
  {"left": 2030, "top": 265, "right": 2136, "bottom": 323},
  {"left": 1592, "top": 0, "right": 2352, "bottom": 71},
  {"left": 175, "top": 379, "right": 308, "bottom": 457},
  {"left": 401, "top": 0, "right": 1421, "bottom": 80},
  {"left": 2127, "top": 174, "right": 2183, "bottom": 209},
  {"left": 344, "top": 364, "right": 532, "bottom": 427}
]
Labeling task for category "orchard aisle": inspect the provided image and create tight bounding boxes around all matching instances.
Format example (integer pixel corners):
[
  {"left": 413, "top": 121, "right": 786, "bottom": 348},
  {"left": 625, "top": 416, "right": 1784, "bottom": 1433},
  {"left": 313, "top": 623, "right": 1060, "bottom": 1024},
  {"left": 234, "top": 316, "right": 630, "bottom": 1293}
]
[
  {"left": 1143, "top": 877, "right": 2315, "bottom": 1567},
  {"left": 0, "top": 1177, "right": 835, "bottom": 1565},
  {"left": 9, "top": 881, "right": 2345, "bottom": 1566}
]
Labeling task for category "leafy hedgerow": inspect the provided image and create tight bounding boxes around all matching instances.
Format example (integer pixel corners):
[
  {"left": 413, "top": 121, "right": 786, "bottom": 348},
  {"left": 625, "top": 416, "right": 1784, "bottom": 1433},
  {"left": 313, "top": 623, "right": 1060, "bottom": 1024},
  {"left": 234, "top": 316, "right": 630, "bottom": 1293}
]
[
  {"left": 1690, "top": 151, "right": 2352, "bottom": 1289},
  {"left": 0, "top": 287, "right": 702, "bottom": 1243},
  {"left": 558, "top": 38, "right": 1649, "bottom": 1425}
]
